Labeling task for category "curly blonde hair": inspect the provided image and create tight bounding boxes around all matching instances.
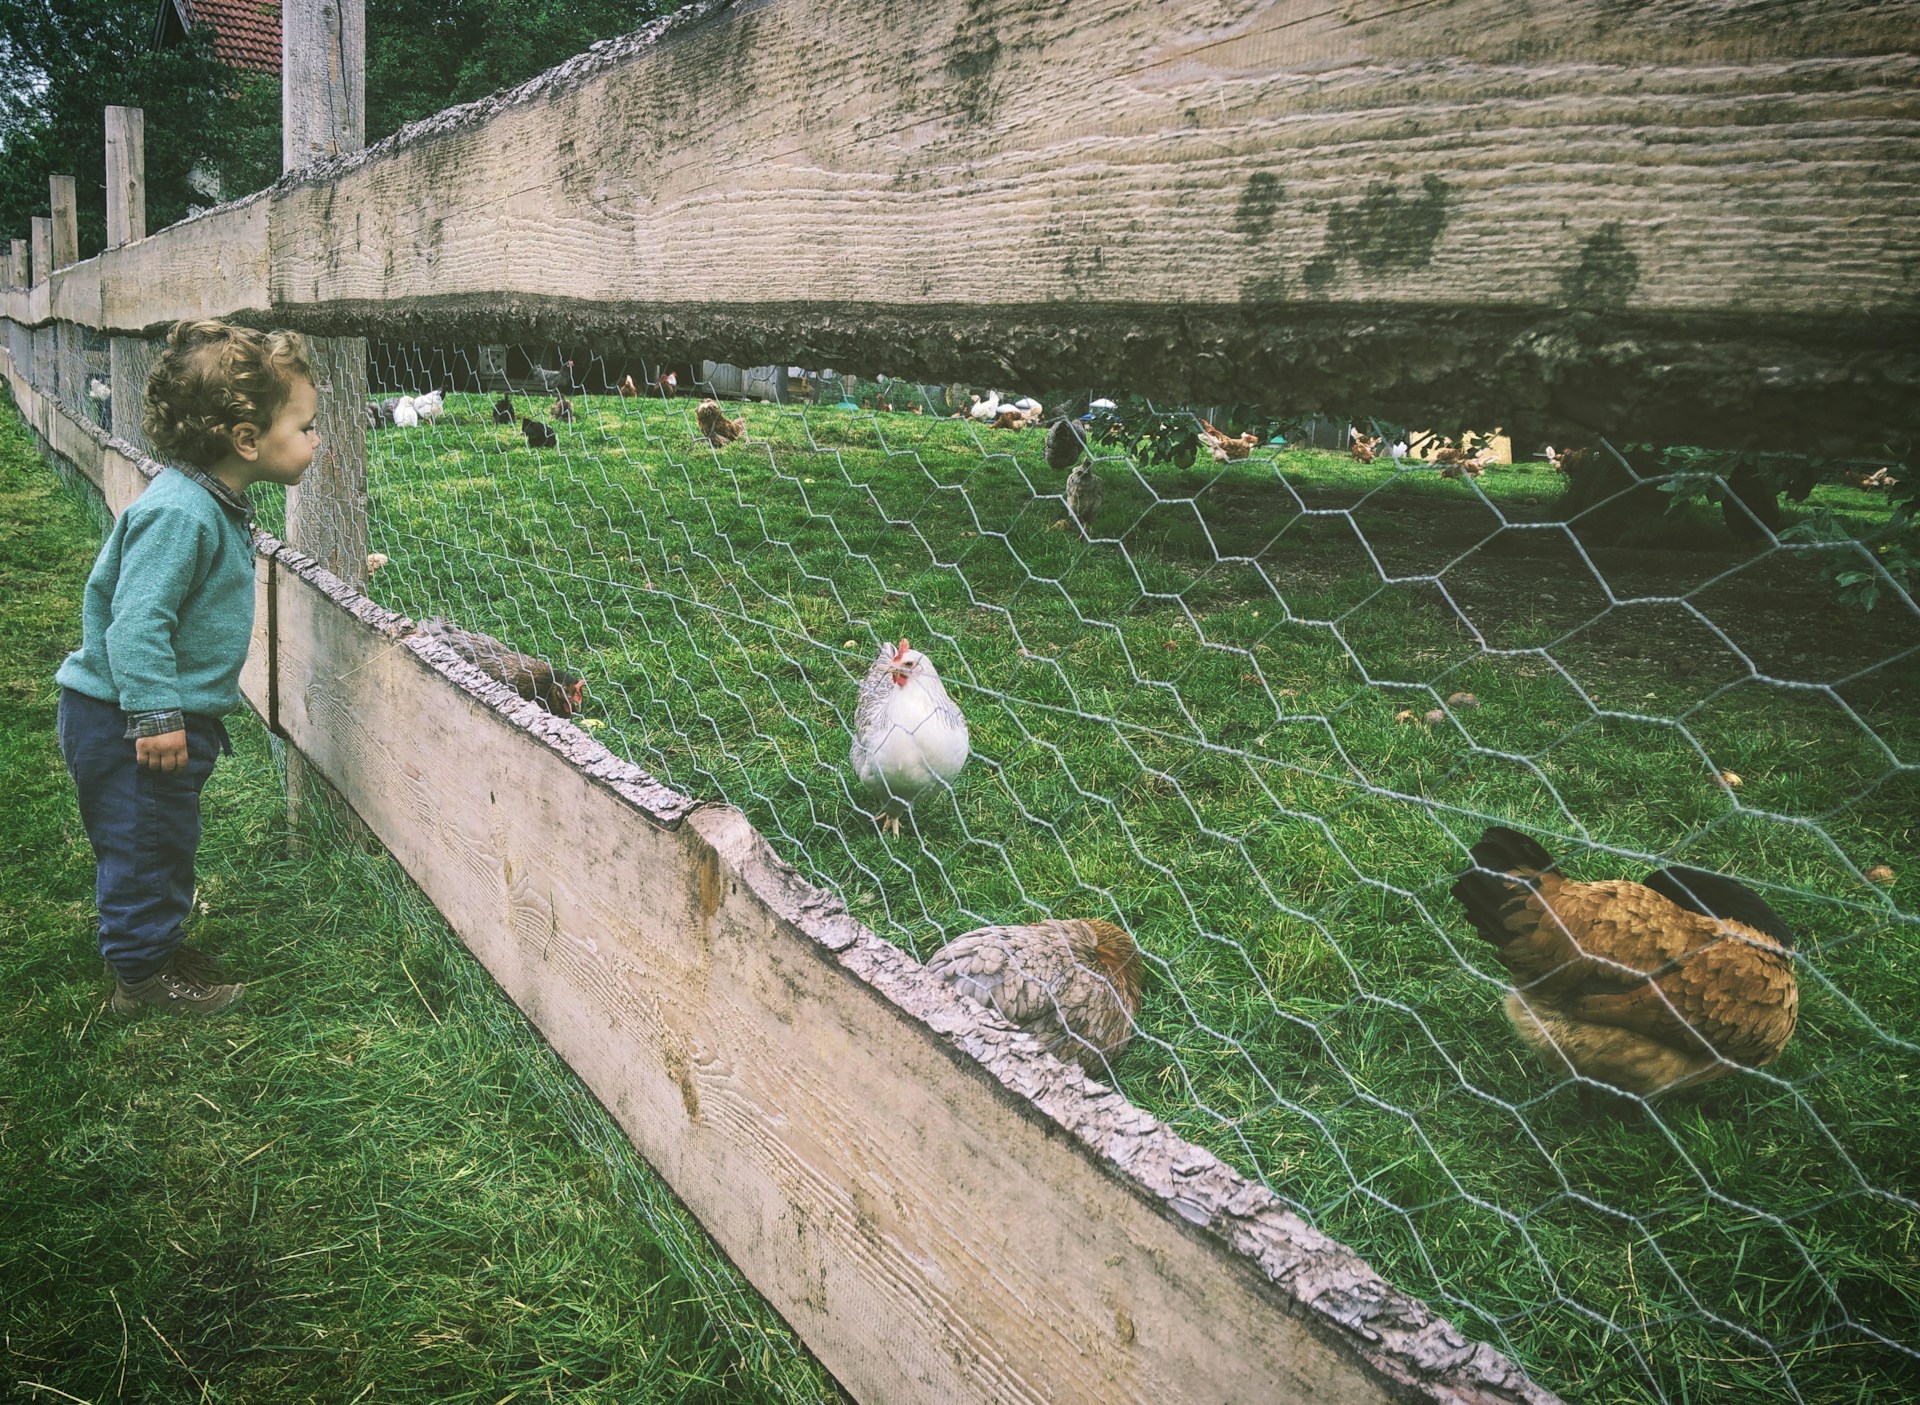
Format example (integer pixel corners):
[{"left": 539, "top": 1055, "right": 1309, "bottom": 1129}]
[{"left": 142, "top": 320, "right": 316, "bottom": 468}]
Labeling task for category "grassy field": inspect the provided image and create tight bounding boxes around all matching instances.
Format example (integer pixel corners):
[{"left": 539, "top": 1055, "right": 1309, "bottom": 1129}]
[
  {"left": 0, "top": 392, "right": 840, "bottom": 1403},
  {"left": 292, "top": 384, "right": 1917, "bottom": 1404}
]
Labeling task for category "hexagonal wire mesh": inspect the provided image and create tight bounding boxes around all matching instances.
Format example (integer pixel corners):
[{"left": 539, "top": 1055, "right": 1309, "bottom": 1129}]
[{"left": 46, "top": 323, "right": 1920, "bottom": 1402}]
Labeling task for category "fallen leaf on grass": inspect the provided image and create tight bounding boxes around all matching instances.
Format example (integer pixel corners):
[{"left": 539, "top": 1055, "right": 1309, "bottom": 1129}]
[{"left": 1866, "top": 865, "right": 1896, "bottom": 885}]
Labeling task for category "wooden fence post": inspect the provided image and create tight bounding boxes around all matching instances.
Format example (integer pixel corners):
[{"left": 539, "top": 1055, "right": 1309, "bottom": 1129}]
[
  {"left": 49, "top": 177, "right": 79, "bottom": 270},
  {"left": 105, "top": 107, "right": 146, "bottom": 248},
  {"left": 30, "top": 218, "right": 51, "bottom": 287},
  {"left": 280, "top": 0, "right": 370, "bottom": 843},
  {"left": 283, "top": 0, "right": 365, "bottom": 170}
]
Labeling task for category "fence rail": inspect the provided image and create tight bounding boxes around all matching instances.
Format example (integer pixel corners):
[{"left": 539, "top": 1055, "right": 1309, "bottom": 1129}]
[{"left": 6, "top": 0, "right": 1918, "bottom": 453}]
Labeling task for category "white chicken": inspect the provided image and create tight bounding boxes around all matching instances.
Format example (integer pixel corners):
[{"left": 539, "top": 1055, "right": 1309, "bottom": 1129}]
[
  {"left": 392, "top": 398, "right": 419, "bottom": 428},
  {"left": 411, "top": 389, "right": 444, "bottom": 422},
  {"left": 969, "top": 392, "right": 1004, "bottom": 423},
  {"left": 850, "top": 638, "right": 970, "bottom": 836}
]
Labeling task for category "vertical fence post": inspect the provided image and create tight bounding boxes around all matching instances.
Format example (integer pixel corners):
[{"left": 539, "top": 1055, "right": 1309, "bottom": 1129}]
[
  {"left": 8, "top": 240, "right": 24, "bottom": 290},
  {"left": 49, "top": 177, "right": 79, "bottom": 271},
  {"left": 105, "top": 107, "right": 150, "bottom": 451},
  {"left": 280, "top": 0, "right": 369, "bottom": 842},
  {"left": 31, "top": 218, "right": 52, "bottom": 287},
  {"left": 283, "top": 0, "right": 366, "bottom": 170},
  {"left": 105, "top": 108, "right": 146, "bottom": 248}
]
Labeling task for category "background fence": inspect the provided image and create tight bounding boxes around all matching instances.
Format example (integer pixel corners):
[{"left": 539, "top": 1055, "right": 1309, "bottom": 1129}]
[{"left": 6, "top": 1, "right": 1918, "bottom": 1401}]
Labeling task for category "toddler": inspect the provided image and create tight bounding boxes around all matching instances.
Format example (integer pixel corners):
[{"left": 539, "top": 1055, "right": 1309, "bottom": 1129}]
[{"left": 56, "top": 319, "right": 319, "bottom": 1015}]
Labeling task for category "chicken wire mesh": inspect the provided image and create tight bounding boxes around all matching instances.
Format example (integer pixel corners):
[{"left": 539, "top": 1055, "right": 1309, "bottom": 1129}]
[{"left": 17, "top": 320, "right": 1918, "bottom": 1403}]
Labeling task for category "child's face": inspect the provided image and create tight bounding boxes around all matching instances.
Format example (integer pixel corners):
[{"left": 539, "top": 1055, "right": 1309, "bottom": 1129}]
[{"left": 241, "top": 377, "right": 321, "bottom": 486}]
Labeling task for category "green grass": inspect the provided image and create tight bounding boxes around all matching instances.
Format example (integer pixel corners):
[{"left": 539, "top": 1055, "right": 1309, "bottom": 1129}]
[
  {"left": 0, "top": 391, "right": 840, "bottom": 1403},
  {"left": 280, "top": 386, "right": 1916, "bottom": 1404}
]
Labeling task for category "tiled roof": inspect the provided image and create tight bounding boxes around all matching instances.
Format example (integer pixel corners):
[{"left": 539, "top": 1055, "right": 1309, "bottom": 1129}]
[{"left": 181, "top": 0, "right": 282, "bottom": 76}]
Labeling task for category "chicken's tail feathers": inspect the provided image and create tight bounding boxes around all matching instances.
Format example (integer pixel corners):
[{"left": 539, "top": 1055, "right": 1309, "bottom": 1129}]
[
  {"left": 1450, "top": 869, "right": 1524, "bottom": 949},
  {"left": 1470, "top": 825, "right": 1558, "bottom": 875},
  {"left": 1452, "top": 826, "right": 1557, "bottom": 949},
  {"left": 1644, "top": 867, "right": 1795, "bottom": 948}
]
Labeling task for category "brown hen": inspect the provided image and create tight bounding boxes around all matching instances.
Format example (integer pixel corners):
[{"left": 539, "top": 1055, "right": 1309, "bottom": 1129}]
[
  {"left": 696, "top": 398, "right": 746, "bottom": 447},
  {"left": 1451, "top": 826, "right": 1797, "bottom": 1098},
  {"left": 1202, "top": 420, "right": 1258, "bottom": 462},
  {"left": 925, "top": 919, "right": 1143, "bottom": 1075},
  {"left": 418, "top": 617, "right": 586, "bottom": 719}
]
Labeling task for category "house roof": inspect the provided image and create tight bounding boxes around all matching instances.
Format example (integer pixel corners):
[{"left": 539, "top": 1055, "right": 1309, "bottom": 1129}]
[{"left": 154, "top": 0, "right": 282, "bottom": 76}]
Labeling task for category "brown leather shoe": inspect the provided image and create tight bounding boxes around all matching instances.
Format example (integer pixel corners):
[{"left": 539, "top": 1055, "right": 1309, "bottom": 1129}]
[{"left": 110, "top": 951, "right": 244, "bottom": 1017}]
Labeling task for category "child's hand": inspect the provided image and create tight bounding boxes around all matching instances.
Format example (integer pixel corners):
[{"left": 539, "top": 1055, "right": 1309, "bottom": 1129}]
[{"left": 136, "top": 730, "right": 189, "bottom": 773}]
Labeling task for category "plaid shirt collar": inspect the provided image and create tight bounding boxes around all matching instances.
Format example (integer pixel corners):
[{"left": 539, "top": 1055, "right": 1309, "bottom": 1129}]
[{"left": 179, "top": 464, "right": 256, "bottom": 525}]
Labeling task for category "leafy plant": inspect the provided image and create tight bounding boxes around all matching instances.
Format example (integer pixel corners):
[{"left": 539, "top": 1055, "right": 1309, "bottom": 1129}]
[
  {"left": 1088, "top": 394, "right": 1203, "bottom": 468},
  {"left": 1784, "top": 467, "right": 1917, "bottom": 611}
]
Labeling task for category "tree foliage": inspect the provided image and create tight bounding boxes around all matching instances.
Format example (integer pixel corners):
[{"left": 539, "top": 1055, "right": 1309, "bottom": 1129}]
[
  {"left": 365, "top": 0, "right": 665, "bottom": 145},
  {"left": 0, "top": 0, "right": 665, "bottom": 261},
  {"left": 0, "top": 0, "right": 270, "bottom": 259}
]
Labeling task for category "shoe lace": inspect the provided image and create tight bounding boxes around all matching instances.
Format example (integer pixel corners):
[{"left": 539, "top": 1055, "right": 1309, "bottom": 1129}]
[{"left": 159, "top": 966, "right": 219, "bottom": 998}]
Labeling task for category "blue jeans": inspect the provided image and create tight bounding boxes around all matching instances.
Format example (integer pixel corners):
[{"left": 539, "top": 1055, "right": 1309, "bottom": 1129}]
[{"left": 57, "top": 688, "right": 232, "bottom": 980}]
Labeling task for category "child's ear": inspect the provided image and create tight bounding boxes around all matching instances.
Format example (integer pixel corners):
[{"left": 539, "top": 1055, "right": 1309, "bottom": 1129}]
[{"left": 228, "top": 420, "right": 263, "bottom": 462}]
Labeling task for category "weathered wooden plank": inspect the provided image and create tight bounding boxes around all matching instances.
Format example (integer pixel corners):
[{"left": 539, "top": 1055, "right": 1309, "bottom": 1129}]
[
  {"left": 286, "top": 335, "right": 370, "bottom": 590},
  {"left": 49, "top": 176, "right": 79, "bottom": 271},
  {"left": 52, "top": 257, "right": 103, "bottom": 329},
  {"left": 108, "top": 336, "right": 154, "bottom": 448},
  {"left": 283, "top": 0, "right": 366, "bottom": 171},
  {"left": 252, "top": 541, "right": 1555, "bottom": 1405},
  {"left": 259, "top": 0, "right": 1919, "bottom": 451},
  {"left": 47, "top": 399, "right": 104, "bottom": 490},
  {"left": 30, "top": 218, "right": 51, "bottom": 288},
  {"left": 95, "top": 197, "right": 271, "bottom": 334},
  {"left": 97, "top": 440, "right": 153, "bottom": 519},
  {"left": 106, "top": 106, "right": 147, "bottom": 248}
]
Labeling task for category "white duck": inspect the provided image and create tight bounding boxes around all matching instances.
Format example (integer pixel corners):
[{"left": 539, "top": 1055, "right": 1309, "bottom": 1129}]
[
  {"left": 850, "top": 638, "right": 970, "bottom": 836},
  {"left": 969, "top": 392, "right": 1004, "bottom": 423}
]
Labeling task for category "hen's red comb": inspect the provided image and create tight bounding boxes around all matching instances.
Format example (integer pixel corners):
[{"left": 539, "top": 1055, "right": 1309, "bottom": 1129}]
[{"left": 893, "top": 638, "right": 911, "bottom": 661}]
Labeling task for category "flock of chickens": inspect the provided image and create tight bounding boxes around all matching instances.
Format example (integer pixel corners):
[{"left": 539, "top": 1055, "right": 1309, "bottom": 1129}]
[{"left": 386, "top": 390, "right": 1801, "bottom": 1108}]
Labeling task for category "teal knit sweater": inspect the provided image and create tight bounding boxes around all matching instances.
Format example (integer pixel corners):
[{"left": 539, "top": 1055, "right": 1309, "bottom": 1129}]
[{"left": 57, "top": 468, "right": 257, "bottom": 718}]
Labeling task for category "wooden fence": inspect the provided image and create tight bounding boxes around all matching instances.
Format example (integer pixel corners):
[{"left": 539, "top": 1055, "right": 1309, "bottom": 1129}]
[{"left": 6, "top": 1, "right": 1916, "bottom": 1399}]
